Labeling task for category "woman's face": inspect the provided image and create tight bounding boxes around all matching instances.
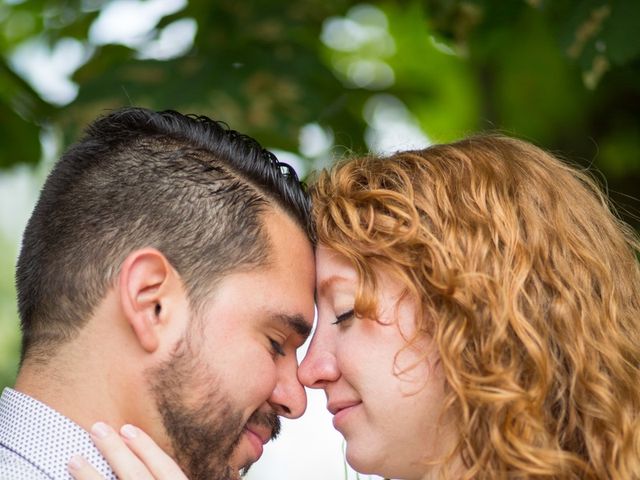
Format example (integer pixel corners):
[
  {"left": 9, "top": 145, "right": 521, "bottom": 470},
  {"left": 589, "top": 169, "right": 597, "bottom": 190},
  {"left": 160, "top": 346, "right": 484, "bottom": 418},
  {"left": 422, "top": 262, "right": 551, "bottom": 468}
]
[{"left": 299, "top": 246, "right": 457, "bottom": 480}]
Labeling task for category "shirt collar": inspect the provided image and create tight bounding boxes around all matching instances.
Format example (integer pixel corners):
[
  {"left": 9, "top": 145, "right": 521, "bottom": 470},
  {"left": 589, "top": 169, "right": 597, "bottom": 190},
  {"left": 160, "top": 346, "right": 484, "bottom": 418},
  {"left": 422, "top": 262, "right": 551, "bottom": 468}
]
[{"left": 0, "top": 387, "right": 116, "bottom": 479}]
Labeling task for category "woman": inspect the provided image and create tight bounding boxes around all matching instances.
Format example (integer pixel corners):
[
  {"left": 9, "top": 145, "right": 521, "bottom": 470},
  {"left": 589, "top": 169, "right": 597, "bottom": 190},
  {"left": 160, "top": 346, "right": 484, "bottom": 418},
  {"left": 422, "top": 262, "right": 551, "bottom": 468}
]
[{"left": 70, "top": 135, "right": 640, "bottom": 479}]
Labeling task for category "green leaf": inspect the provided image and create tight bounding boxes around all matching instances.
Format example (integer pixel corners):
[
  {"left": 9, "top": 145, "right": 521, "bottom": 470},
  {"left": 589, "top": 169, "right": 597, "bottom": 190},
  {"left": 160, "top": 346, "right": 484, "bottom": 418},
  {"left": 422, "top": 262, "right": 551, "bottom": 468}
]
[{"left": 0, "top": 101, "right": 41, "bottom": 168}]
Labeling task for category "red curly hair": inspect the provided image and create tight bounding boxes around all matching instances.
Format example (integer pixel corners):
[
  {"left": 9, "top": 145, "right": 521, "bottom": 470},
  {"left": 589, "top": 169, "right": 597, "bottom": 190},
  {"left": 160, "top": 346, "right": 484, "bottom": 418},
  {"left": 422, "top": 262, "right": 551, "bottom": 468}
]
[{"left": 310, "top": 135, "right": 640, "bottom": 479}]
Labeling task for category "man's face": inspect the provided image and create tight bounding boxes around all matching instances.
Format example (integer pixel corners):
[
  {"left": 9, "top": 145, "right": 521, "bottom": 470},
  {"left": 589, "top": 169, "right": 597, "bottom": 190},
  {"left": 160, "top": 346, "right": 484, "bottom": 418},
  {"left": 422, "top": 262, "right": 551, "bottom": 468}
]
[{"left": 147, "top": 211, "right": 315, "bottom": 479}]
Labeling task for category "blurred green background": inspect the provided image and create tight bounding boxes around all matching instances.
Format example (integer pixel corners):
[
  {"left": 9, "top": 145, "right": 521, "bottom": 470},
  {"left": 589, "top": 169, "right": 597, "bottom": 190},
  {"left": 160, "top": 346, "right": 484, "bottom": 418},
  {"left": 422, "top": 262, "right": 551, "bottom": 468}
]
[{"left": 1, "top": 0, "right": 639, "bottom": 393}]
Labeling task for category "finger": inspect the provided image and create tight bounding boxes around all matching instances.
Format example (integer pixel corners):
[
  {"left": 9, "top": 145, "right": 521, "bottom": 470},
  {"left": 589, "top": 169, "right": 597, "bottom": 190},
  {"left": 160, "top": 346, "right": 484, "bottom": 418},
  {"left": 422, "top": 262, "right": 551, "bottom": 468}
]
[
  {"left": 90, "top": 422, "right": 155, "bottom": 480},
  {"left": 119, "top": 424, "right": 189, "bottom": 480},
  {"left": 68, "top": 455, "right": 105, "bottom": 480}
]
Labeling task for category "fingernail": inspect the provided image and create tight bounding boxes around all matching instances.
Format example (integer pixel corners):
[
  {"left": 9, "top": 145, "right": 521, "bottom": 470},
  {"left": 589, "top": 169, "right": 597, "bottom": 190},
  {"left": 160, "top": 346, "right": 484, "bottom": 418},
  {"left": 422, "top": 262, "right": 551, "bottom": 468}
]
[
  {"left": 120, "top": 424, "right": 138, "bottom": 439},
  {"left": 91, "top": 422, "right": 110, "bottom": 439},
  {"left": 68, "top": 455, "right": 84, "bottom": 470}
]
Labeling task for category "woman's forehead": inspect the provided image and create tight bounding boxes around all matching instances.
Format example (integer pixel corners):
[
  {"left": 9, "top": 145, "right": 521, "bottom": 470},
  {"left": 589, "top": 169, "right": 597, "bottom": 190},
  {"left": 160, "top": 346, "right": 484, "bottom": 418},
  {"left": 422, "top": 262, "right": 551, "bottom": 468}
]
[{"left": 315, "top": 246, "right": 357, "bottom": 296}]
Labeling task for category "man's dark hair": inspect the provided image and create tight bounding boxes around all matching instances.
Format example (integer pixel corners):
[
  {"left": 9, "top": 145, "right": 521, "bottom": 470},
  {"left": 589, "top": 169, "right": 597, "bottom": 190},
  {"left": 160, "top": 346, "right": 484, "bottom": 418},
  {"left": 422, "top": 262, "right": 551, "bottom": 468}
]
[{"left": 16, "top": 107, "right": 311, "bottom": 362}]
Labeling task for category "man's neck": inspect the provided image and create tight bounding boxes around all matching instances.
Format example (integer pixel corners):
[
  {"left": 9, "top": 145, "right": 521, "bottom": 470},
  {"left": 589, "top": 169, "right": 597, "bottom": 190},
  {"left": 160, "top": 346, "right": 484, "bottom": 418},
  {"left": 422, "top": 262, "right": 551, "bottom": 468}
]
[{"left": 13, "top": 338, "right": 143, "bottom": 435}]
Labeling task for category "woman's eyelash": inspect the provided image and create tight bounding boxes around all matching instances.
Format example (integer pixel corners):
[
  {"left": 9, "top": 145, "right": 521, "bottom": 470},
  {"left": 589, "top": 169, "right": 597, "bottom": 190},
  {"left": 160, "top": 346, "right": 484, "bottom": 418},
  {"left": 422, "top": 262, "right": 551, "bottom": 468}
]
[
  {"left": 269, "top": 338, "right": 285, "bottom": 356},
  {"left": 332, "top": 309, "right": 355, "bottom": 325}
]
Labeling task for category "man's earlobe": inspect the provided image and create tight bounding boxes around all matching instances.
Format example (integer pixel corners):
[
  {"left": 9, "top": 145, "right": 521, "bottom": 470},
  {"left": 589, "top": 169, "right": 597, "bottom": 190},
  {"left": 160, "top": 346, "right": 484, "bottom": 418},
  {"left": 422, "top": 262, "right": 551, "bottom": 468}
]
[{"left": 118, "top": 249, "right": 172, "bottom": 353}]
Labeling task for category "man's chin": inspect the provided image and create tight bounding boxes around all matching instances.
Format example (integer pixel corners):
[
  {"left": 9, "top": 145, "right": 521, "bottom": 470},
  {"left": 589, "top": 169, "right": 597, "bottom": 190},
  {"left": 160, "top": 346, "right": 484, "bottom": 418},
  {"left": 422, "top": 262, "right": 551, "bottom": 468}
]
[
  {"left": 240, "top": 463, "right": 253, "bottom": 477},
  {"left": 216, "top": 466, "right": 243, "bottom": 480},
  {"left": 229, "top": 444, "right": 258, "bottom": 477},
  {"left": 225, "top": 460, "right": 251, "bottom": 480}
]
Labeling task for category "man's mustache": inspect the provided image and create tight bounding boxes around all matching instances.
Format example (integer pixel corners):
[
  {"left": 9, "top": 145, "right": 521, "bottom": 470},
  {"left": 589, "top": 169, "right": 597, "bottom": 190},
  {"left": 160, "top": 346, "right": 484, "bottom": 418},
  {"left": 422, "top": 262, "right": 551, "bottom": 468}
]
[{"left": 245, "top": 409, "right": 281, "bottom": 441}]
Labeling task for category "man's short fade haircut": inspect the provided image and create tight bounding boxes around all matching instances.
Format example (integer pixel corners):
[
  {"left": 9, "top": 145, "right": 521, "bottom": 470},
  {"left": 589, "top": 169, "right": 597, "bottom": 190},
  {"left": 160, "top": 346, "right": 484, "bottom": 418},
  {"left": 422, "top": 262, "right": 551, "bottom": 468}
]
[{"left": 16, "top": 107, "right": 312, "bottom": 363}]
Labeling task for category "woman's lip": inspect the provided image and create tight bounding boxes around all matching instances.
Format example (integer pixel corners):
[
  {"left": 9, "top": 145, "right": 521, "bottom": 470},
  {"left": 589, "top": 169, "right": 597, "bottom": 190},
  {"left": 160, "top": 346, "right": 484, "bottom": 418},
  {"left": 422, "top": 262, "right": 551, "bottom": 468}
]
[
  {"left": 332, "top": 402, "right": 362, "bottom": 429},
  {"left": 328, "top": 400, "right": 362, "bottom": 416}
]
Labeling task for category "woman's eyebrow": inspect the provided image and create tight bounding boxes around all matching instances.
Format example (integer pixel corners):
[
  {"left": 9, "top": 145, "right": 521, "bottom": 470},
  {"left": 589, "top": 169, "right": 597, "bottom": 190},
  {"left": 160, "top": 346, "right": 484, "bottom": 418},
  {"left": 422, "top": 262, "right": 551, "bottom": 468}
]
[{"left": 316, "top": 275, "right": 348, "bottom": 299}]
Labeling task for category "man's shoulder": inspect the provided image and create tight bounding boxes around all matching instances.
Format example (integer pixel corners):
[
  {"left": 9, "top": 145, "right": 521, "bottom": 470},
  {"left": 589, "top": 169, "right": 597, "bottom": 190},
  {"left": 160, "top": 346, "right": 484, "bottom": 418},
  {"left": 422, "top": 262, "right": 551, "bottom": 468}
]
[
  {"left": 0, "top": 445, "right": 49, "bottom": 479},
  {"left": 0, "top": 388, "right": 114, "bottom": 480}
]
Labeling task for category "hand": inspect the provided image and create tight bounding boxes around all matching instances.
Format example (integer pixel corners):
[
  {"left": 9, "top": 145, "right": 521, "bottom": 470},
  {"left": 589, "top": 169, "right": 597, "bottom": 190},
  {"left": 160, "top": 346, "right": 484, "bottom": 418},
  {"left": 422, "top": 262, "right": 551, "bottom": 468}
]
[{"left": 68, "top": 422, "right": 188, "bottom": 480}]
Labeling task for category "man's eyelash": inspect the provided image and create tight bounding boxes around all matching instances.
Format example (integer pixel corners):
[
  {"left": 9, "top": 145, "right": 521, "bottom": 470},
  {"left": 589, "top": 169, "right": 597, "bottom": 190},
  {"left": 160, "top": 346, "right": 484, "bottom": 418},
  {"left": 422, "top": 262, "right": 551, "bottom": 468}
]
[
  {"left": 332, "top": 309, "right": 355, "bottom": 325},
  {"left": 269, "top": 338, "right": 285, "bottom": 356}
]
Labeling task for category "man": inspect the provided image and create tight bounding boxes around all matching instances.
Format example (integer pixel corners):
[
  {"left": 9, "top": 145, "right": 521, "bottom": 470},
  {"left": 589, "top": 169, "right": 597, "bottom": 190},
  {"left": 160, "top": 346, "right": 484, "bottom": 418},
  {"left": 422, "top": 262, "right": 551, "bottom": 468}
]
[{"left": 0, "top": 108, "right": 316, "bottom": 480}]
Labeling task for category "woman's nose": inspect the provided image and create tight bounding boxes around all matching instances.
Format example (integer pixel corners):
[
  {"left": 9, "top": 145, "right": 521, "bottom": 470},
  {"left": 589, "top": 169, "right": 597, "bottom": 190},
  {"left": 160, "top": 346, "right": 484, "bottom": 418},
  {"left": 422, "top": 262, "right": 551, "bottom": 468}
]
[{"left": 299, "top": 337, "right": 340, "bottom": 388}]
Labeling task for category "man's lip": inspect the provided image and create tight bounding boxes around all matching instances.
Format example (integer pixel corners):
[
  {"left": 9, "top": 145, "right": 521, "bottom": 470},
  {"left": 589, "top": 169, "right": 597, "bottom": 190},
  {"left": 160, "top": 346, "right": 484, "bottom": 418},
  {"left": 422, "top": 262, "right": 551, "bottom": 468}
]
[
  {"left": 245, "top": 425, "right": 271, "bottom": 445},
  {"left": 327, "top": 400, "right": 362, "bottom": 416},
  {"left": 243, "top": 428, "right": 264, "bottom": 462}
]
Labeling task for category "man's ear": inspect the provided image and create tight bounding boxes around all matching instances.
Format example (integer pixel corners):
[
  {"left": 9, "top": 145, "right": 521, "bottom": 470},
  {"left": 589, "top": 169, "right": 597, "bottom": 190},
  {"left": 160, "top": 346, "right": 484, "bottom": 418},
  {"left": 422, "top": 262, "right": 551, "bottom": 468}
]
[{"left": 118, "top": 248, "right": 175, "bottom": 353}]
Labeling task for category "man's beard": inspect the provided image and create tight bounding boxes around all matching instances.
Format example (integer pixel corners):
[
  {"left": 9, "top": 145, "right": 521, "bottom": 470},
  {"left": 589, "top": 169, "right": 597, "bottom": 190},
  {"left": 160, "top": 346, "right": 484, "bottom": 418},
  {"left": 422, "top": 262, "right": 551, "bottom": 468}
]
[{"left": 146, "top": 337, "right": 281, "bottom": 480}]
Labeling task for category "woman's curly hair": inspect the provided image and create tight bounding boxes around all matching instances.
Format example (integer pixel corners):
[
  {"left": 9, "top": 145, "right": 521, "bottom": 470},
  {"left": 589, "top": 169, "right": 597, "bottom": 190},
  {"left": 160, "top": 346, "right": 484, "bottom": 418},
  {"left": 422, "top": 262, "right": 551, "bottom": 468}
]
[{"left": 310, "top": 134, "right": 640, "bottom": 479}]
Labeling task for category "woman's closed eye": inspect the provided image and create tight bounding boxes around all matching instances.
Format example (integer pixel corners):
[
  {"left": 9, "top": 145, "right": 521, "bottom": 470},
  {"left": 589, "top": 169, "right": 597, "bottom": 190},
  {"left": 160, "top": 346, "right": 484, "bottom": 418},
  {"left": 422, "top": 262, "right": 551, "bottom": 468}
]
[{"left": 332, "top": 309, "right": 355, "bottom": 325}]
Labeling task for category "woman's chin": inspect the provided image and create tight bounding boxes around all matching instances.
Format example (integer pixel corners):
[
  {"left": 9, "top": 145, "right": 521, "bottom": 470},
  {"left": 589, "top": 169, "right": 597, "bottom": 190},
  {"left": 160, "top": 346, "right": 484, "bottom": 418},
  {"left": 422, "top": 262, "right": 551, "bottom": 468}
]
[{"left": 345, "top": 446, "right": 383, "bottom": 478}]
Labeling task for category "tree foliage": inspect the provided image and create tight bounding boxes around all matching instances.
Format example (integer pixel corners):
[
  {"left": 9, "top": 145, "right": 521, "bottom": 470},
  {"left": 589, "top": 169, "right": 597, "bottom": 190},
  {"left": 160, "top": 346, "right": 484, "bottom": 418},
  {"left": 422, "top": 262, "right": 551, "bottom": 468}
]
[{"left": 1, "top": 0, "right": 638, "bottom": 220}]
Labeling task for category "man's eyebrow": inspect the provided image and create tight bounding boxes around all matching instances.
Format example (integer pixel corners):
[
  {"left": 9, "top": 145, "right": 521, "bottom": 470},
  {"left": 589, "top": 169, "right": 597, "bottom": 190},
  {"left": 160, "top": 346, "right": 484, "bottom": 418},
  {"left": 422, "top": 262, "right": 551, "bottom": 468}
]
[{"left": 272, "top": 313, "right": 312, "bottom": 339}]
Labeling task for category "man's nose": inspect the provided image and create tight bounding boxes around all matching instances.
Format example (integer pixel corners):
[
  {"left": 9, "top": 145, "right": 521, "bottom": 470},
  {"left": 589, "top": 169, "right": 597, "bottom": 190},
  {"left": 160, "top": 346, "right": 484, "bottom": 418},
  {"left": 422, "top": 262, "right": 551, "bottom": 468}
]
[{"left": 268, "top": 358, "right": 307, "bottom": 419}]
